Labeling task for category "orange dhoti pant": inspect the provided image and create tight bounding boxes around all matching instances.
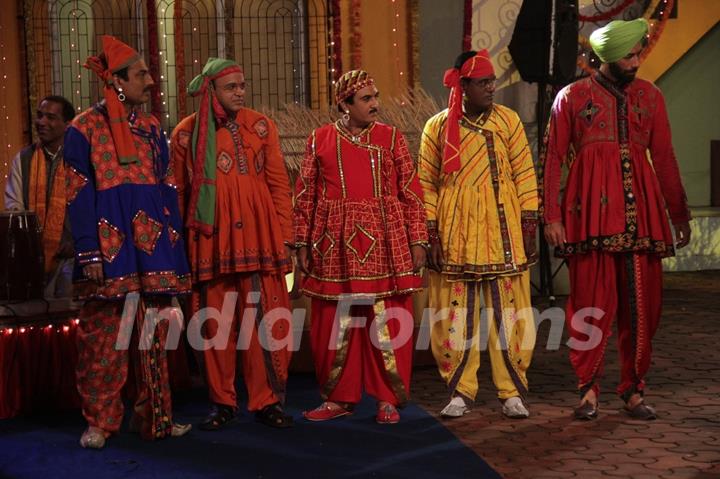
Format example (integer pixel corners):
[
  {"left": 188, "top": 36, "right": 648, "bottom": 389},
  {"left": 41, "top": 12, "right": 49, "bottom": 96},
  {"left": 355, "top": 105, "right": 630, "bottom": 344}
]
[
  {"left": 193, "top": 272, "right": 292, "bottom": 411},
  {"left": 309, "top": 295, "right": 414, "bottom": 406}
]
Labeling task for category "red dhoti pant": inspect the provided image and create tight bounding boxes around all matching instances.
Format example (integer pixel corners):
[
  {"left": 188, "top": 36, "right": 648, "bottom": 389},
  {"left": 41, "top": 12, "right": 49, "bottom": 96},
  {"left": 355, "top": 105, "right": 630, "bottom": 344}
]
[
  {"left": 193, "top": 272, "right": 292, "bottom": 412},
  {"left": 566, "top": 251, "right": 662, "bottom": 401},
  {"left": 310, "top": 295, "right": 414, "bottom": 406},
  {"left": 76, "top": 295, "right": 177, "bottom": 440}
]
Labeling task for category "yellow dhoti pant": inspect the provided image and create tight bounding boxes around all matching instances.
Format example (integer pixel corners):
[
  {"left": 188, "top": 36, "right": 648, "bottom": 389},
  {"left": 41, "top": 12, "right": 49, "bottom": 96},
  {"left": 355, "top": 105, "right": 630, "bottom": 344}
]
[{"left": 429, "top": 271, "right": 535, "bottom": 401}]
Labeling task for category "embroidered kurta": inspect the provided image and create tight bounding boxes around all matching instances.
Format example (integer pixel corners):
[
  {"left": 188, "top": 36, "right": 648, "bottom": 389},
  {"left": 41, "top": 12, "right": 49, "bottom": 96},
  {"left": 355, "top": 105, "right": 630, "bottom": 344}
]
[
  {"left": 539, "top": 73, "right": 691, "bottom": 257},
  {"left": 294, "top": 121, "right": 428, "bottom": 299},
  {"left": 64, "top": 104, "right": 191, "bottom": 299},
  {"left": 172, "top": 108, "right": 293, "bottom": 282},
  {"left": 419, "top": 105, "right": 539, "bottom": 278}
]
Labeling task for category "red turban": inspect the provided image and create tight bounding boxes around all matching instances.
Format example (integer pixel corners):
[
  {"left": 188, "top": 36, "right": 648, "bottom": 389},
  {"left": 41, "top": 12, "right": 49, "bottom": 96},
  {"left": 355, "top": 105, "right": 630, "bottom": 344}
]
[{"left": 442, "top": 50, "right": 495, "bottom": 174}]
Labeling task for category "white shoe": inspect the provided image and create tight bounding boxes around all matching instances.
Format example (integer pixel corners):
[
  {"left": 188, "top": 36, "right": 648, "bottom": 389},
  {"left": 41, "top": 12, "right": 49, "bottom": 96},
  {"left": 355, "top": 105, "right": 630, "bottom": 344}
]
[
  {"left": 502, "top": 396, "right": 529, "bottom": 418},
  {"left": 440, "top": 397, "right": 470, "bottom": 418}
]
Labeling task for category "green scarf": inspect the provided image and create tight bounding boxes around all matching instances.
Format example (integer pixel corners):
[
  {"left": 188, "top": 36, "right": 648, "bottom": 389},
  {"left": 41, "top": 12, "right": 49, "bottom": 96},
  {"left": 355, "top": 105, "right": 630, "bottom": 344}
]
[{"left": 185, "top": 57, "right": 243, "bottom": 234}]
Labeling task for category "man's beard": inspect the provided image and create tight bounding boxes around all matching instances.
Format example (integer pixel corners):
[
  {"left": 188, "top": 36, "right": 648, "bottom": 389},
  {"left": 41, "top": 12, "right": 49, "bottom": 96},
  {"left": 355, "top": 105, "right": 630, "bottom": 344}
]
[{"left": 609, "top": 62, "right": 637, "bottom": 85}]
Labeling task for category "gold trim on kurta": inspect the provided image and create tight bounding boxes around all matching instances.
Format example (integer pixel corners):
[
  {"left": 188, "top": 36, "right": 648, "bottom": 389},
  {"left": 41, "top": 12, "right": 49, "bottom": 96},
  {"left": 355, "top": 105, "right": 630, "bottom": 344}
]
[
  {"left": 313, "top": 230, "right": 336, "bottom": 258},
  {"left": 345, "top": 223, "right": 377, "bottom": 264},
  {"left": 335, "top": 134, "right": 347, "bottom": 197}
]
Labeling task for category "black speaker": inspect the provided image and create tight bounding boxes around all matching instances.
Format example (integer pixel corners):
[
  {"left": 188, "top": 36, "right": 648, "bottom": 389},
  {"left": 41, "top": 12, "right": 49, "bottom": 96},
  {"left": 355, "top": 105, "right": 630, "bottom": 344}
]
[{"left": 508, "top": 0, "right": 578, "bottom": 85}]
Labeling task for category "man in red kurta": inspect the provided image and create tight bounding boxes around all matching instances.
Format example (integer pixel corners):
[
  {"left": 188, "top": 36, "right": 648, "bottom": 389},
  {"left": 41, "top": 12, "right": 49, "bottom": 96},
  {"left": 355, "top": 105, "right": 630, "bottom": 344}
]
[
  {"left": 294, "top": 70, "right": 428, "bottom": 424},
  {"left": 539, "top": 19, "right": 691, "bottom": 420},
  {"left": 172, "top": 58, "right": 294, "bottom": 428}
]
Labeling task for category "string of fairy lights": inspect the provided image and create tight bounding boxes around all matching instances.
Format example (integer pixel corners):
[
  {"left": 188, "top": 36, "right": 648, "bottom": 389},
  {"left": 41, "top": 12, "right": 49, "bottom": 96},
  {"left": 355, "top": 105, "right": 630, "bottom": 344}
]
[
  {"left": 391, "top": 0, "right": 405, "bottom": 87},
  {"left": 1, "top": 19, "right": 10, "bottom": 182},
  {"left": 0, "top": 318, "right": 80, "bottom": 336}
]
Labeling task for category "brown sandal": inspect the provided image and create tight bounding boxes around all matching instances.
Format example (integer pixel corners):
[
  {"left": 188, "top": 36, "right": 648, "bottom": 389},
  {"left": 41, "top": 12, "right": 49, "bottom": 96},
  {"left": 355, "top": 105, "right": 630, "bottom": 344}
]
[{"left": 256, "top": 402, "right": 293, "bottom": 428}]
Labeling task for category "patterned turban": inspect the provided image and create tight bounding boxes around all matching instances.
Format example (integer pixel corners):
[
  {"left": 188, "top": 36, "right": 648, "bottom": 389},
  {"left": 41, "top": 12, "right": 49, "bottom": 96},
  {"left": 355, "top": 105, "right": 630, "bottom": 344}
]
[{"left": 334, "top": 70, "right": 375, "bottom": 104}]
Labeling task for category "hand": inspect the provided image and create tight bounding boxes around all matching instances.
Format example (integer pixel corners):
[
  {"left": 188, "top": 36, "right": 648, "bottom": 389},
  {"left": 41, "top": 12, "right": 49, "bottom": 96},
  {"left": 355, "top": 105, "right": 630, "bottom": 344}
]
[
  {"left": 674, "top": 222, "right": 691, "bottom": 249},
  {"left": 428, "top": 242, "right": 444, "bottom": 272},
  {"left": 296, "top": 246, "right": 311, "bottom": 275},
  {"left": 543, "top": 222, "right": 566, "bottom": 248},
  {"left": 410, "top": 245, "right": 427, "bottom": 273},
  {"left": 83, "top": 263, "right": 104, "bottom": 285},
  {"left": 285, "top": 245, "right": 294, "bottom": 263}
]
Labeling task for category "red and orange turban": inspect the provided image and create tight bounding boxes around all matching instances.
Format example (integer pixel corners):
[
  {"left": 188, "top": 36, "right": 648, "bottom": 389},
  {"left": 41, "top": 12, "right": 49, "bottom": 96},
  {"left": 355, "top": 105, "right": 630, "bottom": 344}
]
[
  {"left": 442, "top": 50, "right": 495, "bottom": 174},
  {"left": 84, "top": 35, "right": 142, "bottom": 164}
]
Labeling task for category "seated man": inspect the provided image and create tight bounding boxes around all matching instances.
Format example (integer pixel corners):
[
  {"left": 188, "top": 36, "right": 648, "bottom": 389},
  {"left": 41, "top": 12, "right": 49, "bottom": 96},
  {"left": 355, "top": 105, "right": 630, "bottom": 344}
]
[{"left": 4, "top": 95, "right": 76, "bottom": 298}]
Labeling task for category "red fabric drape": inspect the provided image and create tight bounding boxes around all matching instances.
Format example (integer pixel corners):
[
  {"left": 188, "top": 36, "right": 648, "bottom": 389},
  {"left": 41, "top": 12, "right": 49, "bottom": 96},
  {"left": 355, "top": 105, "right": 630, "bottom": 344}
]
[
  {"left": 462, "top": 0, "right": 472, "bottom": 51},
  {"left": 331, "top": 0, "right": 342, "bottom": 81},
  {"left": 146, "top": 0, "right": 163, "bottom": 119},
  {"left": 0, "top": 324, "right": 80, "bottom": 419},
  {"left": 174, "top": 0, "right": 187, "bottom": 119},
  {"left": 0, "top": 320, "right": 191, "bottom": 419}
]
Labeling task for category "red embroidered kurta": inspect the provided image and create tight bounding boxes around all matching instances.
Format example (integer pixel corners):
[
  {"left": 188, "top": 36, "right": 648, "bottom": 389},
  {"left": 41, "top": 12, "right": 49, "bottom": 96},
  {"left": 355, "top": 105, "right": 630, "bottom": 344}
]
[
  {"left": 294, "top": 121, "right": 428, "bottom": 299},
  {"left": 539, "top": 73, "right": 691, "bottom": 257},
  {"left": 172, "top": 108, "right": 293, "bottom": 282}
]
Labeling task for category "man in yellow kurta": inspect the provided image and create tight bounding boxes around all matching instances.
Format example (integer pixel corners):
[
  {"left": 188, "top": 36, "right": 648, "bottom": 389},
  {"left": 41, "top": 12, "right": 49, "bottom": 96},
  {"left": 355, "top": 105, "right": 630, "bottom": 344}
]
[{"left": 419, "top": 50, "right": 538, "bottom": 419}]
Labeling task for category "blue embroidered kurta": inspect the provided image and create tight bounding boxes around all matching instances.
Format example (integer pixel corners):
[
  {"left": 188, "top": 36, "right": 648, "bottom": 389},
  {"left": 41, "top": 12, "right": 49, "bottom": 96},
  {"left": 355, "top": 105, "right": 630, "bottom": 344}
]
[{"left": 64, "top": 103, "right": 191, "bottom": 299}]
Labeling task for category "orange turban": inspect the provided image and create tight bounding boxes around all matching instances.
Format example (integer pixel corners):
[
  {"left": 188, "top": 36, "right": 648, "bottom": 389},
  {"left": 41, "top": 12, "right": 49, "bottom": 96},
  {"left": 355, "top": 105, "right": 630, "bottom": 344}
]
[{"left": 84, "top": 35, "right": 142, "bottom": 164}]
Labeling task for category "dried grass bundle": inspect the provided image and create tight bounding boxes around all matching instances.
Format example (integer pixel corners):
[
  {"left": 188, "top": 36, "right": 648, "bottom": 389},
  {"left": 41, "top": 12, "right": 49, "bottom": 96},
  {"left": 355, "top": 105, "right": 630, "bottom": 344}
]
[{"left": 258, "top": 87, "right": 441, "bottom": 176}]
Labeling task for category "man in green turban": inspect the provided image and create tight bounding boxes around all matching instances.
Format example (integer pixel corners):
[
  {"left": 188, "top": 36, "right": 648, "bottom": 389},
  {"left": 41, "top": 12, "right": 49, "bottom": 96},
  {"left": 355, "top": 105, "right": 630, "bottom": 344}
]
[
  {"left": 539, "top": 19, "right": 692, "bottom": 421},
  {"left": 171, "top": 58, "right": 295, "bottom": 429},
  {"left": 589, "top": 18, "right": 649, "bottom": 84}
]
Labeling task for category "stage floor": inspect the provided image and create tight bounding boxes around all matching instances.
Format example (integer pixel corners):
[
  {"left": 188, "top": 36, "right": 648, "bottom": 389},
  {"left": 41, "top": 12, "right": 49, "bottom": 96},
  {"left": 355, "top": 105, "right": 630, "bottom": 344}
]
[
  {"left": 1, "top": 271, "right": 717, "bottom": 478},
  {"left": 412, "top": 270, "right": 720, "bottom": 479}
]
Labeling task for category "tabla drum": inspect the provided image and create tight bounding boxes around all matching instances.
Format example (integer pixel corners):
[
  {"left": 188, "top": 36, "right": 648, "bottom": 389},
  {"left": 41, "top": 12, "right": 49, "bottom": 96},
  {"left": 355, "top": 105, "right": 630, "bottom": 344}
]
[{"left": 0, "top": 211, "right": 45, "bottom": 301}]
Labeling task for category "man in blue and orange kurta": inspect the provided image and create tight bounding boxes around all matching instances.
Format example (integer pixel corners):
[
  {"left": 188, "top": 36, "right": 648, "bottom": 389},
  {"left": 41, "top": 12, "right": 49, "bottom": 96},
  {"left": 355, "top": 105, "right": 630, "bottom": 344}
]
[
  {"left": 540, "top": 19, "right": 692, "bottom": 420},
  {"left": 64, "top": 36, "right": 192, "bottom": 448},
  {"left": 294, "top": 70, "right": 428, "bottom": 424},
  {"left": 172, "top": 58, "right": 294, "bottom": 429}
]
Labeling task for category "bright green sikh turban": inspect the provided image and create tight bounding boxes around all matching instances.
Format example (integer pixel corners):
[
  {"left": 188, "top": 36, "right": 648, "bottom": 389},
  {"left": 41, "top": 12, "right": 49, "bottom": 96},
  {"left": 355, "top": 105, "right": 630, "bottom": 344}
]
[{"left": 589, "top": 18, "right": 648, "bottom": 63}]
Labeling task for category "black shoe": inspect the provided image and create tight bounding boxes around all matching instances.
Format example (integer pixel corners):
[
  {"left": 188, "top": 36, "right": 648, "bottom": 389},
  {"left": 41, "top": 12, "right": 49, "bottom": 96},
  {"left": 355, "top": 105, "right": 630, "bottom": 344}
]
[
  {"left": 573, "top": 401, "right": 598, "bottom": 420},
  {"left": 255, "top": 402, "right": 293, "bottom": 428},
  {"left": 624, "top": 401, "right": 657, "bottom": 420},
  {"left": 199, "top": 404, "right": 237, "bottom": 431}
]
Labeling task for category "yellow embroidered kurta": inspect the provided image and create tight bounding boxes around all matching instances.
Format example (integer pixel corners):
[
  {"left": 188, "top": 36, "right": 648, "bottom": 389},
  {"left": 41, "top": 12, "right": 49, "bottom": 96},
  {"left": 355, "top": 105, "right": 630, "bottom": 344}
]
[
  {"left": 420, "top": 105, "right": 539, "bottom": 401},
  {"left": 419, "top": 105, "right": 538, "bottom": 278}
]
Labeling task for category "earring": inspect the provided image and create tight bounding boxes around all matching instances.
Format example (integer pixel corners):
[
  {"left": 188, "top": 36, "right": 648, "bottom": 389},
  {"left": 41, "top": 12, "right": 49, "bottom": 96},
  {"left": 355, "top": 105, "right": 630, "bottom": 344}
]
[
  {"left": 342, "top": 111, "right": 350, "bottom": 122},
  {"left": 117, "top": 87, "right": 126, "bottom": 102}
]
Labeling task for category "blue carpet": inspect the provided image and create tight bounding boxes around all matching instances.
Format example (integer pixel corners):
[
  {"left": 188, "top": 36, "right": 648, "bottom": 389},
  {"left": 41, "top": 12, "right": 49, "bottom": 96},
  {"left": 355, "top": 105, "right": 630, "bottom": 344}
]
[{"left": 0, "top": 374, "right": 499, "bottom": 479}]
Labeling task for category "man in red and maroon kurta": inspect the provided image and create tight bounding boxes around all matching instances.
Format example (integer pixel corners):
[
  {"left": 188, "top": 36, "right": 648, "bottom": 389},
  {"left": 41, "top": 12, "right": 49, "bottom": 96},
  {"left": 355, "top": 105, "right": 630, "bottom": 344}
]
[
  {"left": 539, "top": 19, "right": 691, "bottom": 420},
  {"left": 64, "top": 36, "right": 192, "bottom": 448},
  {"left": 294, "top": 70, "right": 428, "bottom": 424},
  {"left": 172, "top": 58, "right": 294, "bottom": 429}
]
